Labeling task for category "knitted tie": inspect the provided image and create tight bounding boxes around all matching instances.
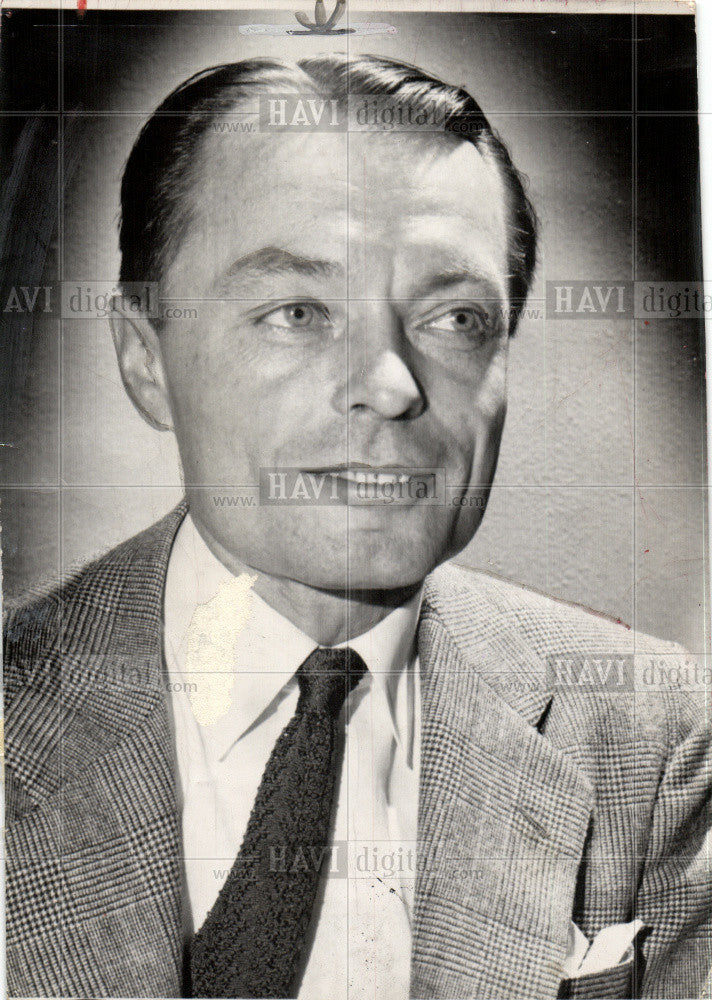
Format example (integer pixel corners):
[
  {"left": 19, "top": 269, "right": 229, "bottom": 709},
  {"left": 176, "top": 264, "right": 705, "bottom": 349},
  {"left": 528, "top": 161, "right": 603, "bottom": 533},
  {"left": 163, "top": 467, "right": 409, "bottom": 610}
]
[{"left": 189, "top": 646, "right": 368, "bottom": 999}]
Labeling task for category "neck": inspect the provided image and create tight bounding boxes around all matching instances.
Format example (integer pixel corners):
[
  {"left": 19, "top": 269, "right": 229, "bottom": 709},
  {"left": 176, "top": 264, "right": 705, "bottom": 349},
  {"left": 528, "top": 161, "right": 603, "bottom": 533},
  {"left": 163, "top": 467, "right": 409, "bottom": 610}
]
[
  {"left": 193, "top": 523, "right": 422, "bottom": 646},
  {"left": 253, "top": 575, "right": 423, "bottom": 647}
]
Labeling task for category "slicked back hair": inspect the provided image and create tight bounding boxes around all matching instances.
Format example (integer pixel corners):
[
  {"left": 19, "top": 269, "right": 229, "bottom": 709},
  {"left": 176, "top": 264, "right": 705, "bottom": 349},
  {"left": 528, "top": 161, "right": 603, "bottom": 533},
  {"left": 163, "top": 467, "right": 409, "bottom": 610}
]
[{"left": 119, "top": 54, "right": 537, "bottom": 333}]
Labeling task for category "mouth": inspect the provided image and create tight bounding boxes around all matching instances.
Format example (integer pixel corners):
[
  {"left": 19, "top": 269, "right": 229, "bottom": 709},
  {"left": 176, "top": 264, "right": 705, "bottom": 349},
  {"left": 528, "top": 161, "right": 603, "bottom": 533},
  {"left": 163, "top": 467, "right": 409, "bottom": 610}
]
[
  {"left": 302, "top": 465, "right": 440, "bottom": 506},
  {"left": 310, "top": 467, "right": 417, "bottom": 486}
]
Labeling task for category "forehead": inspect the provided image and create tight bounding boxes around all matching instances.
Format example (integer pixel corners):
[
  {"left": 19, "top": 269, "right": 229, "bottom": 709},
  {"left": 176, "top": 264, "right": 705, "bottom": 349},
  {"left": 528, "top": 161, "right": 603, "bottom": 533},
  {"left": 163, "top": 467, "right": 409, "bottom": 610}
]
[{"left": 168, "top": 127, "right": 510, "bottom": 294}]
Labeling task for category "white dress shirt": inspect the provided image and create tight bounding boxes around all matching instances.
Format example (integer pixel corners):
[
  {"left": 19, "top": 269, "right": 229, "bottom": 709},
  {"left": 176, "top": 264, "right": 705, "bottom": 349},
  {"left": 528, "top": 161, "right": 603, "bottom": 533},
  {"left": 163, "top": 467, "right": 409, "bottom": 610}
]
[{"left": 163, "top": 513, "right": 421, "bottom": 1000}]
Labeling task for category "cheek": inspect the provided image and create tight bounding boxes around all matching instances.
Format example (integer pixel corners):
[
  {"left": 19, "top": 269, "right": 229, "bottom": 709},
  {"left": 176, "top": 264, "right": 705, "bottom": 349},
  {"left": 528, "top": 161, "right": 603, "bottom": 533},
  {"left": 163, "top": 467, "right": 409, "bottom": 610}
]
[
  {"left": 473, "top": 367, "right": 508, "bottom": 453},
  {"left": 427, "top": 347, "right": 508, "bottom": 449},
  {"left": 161, "top": 326, "right": 276, "bottom": 427},
  {"left": 161, "top": 327, "right": 337, "bottom": 477}
]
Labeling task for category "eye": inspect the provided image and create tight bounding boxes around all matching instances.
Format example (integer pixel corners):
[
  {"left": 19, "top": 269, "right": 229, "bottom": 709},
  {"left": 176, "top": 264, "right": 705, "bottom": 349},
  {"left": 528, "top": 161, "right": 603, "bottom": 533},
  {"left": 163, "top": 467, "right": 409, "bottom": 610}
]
[
  {"left": 423, "top": 307, "right": 488, "bottom": 336},
  {"left": 260, "top": 302, "right": 331, "bottom": 331}
]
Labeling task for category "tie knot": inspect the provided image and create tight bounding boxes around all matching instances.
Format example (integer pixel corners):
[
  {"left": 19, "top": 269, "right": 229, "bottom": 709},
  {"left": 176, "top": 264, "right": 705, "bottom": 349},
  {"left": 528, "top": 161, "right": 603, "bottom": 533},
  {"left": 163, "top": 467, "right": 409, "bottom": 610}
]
[{"left": 296, "top": 646, "right": 367, "bottom": 718}]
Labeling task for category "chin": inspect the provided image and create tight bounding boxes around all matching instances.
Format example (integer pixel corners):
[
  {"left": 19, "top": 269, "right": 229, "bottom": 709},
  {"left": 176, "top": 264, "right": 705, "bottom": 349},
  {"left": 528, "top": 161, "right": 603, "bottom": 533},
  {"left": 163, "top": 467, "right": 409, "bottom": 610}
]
[{"left": 302, "top": 545, "right": 441, "bottom": 593}]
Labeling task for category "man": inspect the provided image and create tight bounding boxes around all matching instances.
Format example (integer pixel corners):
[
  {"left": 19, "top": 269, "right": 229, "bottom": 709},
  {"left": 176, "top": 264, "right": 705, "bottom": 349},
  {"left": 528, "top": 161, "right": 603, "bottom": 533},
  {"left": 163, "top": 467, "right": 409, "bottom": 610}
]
[{"left": 4, "top": 54, "right": 710, "bottom": 1000}]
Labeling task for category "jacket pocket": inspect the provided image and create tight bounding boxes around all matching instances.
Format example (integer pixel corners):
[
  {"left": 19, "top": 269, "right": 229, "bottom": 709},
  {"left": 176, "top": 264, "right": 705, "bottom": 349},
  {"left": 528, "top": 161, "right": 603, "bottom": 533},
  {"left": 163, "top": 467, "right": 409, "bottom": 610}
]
[{"left": 558, "top": 955, "right": 634, "bottom": 999}]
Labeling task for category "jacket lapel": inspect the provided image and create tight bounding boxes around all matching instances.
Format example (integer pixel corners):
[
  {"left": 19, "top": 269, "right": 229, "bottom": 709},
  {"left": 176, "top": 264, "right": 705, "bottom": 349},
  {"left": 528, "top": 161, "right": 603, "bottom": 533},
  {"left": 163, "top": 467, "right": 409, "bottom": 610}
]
[
  {"left": 411, "top": 572, "right": 595, "bottom": 1000},
  {"left": 6, "top": 501, "right": 189, "bottom": 998}
]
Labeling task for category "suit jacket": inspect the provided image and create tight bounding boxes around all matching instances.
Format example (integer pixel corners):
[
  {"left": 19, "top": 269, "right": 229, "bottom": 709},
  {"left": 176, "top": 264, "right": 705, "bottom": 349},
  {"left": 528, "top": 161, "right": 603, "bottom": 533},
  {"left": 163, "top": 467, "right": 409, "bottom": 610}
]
[{"left": 4, "top": 500, "right": 711, "bottom": 1000}]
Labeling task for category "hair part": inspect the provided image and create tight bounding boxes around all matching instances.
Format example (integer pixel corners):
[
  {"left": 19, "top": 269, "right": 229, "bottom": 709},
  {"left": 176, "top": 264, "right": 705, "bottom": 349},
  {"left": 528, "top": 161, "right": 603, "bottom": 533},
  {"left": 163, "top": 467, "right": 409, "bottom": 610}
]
[{"left": 119, "top": 53, "right": 538, "bottom": 334}]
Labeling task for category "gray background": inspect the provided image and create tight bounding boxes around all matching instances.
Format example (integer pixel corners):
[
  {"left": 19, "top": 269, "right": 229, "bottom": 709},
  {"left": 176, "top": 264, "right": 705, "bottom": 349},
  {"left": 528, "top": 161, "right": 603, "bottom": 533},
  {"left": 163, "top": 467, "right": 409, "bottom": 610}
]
[{"left": 1, "top": 11, "right": 707, "bottom": 654}]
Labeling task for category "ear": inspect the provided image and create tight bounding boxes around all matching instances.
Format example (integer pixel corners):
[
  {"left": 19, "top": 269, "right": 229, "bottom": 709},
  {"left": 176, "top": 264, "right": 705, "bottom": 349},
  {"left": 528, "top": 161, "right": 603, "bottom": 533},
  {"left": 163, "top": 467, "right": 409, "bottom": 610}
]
[{"left": 109, "top": 300, "right": 173, "bottom": 431}]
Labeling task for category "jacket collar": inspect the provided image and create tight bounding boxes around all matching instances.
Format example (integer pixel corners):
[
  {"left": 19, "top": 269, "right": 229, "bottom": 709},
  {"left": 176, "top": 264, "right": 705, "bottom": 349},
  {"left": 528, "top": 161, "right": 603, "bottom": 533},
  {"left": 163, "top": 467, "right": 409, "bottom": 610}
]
[{"left": 421, "top": 563, "right": 556, "bottom": 727}]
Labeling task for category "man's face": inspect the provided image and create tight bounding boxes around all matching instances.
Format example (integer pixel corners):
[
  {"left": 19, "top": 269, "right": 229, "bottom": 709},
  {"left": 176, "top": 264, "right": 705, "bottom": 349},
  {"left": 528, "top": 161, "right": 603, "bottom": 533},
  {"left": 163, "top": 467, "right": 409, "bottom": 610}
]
[{"left": 157, "top": 122, "right": 511, "bottom": 590}]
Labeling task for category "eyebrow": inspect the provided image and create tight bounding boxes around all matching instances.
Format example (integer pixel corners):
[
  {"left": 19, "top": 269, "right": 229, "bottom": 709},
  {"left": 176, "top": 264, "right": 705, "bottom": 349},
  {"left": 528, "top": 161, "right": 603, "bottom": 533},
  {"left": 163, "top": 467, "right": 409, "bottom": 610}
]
[
  {"left": 213, "top": 247, "right": 505, "bottom": 302},
  {"left": 215, "top": 246, "right": 343, "bottom": 290},
  {"left": 415, "top": 268, "right": 505, "bottom": 301}
]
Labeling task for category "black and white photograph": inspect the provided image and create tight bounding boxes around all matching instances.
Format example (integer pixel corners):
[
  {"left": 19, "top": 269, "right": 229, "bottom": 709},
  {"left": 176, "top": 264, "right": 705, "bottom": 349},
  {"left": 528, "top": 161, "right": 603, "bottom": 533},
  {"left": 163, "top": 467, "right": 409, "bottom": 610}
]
[{"left": 1, "top": 3, "right": 710, "bottom": 998}]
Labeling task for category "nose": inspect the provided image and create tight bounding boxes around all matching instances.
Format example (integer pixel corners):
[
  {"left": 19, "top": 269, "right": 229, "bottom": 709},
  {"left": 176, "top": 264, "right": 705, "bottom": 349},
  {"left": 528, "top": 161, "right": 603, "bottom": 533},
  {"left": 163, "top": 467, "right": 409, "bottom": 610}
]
[{"left": 331, "top": 304, "right": 426, "bottom": 420}]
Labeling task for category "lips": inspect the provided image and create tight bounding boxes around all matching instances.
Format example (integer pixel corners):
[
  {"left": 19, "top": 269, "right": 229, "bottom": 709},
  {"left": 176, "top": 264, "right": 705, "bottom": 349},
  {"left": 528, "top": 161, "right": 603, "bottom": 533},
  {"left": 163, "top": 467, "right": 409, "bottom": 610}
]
[
  {"left": 322, "top": 469, "right": 416, "bottom": 486},
  {"left": 298, "top": 465, "right": 440, "bottom": 506},
  {"left": 305, "top": 464, "right": 424, "bottom": 484}
]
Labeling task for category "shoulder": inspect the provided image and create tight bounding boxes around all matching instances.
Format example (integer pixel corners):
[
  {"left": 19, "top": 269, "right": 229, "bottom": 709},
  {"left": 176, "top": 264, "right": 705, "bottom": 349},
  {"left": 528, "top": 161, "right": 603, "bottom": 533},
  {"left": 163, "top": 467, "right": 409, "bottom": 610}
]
[
  {"left": 425, "top": 559, "right": 668, "bottom": 655},
  {"left": 4, "top": 502, "right": 187, "bottom": 816},
  {"left": 3, "top": 501, "right": 186, "bottom": 699},
  {"left": 424, "top": 561, "right": 709, "bottom": 747}
]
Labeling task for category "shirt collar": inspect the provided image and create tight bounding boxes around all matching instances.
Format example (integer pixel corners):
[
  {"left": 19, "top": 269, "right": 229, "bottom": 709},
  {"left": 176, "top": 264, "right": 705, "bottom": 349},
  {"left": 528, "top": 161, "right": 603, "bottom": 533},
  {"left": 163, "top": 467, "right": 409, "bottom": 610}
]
[
  {"left": 338, "top": 592, "right": 422, "bottom": 751},
  {"left": 164, "top": 512, "right": 421, "bottom": 760}
]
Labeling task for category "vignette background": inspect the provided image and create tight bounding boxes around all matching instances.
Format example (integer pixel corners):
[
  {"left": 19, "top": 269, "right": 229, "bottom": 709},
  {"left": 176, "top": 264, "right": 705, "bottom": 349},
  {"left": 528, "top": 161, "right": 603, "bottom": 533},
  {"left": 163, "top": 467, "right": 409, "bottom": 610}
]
[{"left": 0, "top": 9, "right": 707, "bottom": 653}]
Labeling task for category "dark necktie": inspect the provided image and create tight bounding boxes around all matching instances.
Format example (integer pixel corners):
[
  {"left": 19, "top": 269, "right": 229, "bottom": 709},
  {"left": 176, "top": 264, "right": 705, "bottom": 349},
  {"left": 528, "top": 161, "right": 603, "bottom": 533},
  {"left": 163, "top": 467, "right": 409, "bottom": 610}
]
[{"left": 189, "top": 646, "right": 368, "bottom": 999}]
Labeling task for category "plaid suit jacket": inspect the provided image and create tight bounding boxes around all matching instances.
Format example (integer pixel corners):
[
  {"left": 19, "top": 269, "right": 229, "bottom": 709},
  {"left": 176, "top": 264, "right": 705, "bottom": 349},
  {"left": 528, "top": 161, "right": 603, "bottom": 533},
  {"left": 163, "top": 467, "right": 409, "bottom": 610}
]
[{"left": 4, "top": 501, "right": 711, "bottom": 1000}]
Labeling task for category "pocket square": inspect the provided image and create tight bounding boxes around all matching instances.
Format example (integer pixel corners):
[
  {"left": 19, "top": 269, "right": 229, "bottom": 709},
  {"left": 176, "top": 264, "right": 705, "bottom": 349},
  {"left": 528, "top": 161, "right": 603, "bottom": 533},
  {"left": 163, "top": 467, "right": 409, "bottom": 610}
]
[{"left": 562, "top": 919, "right": 645, "bottom": 978}]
